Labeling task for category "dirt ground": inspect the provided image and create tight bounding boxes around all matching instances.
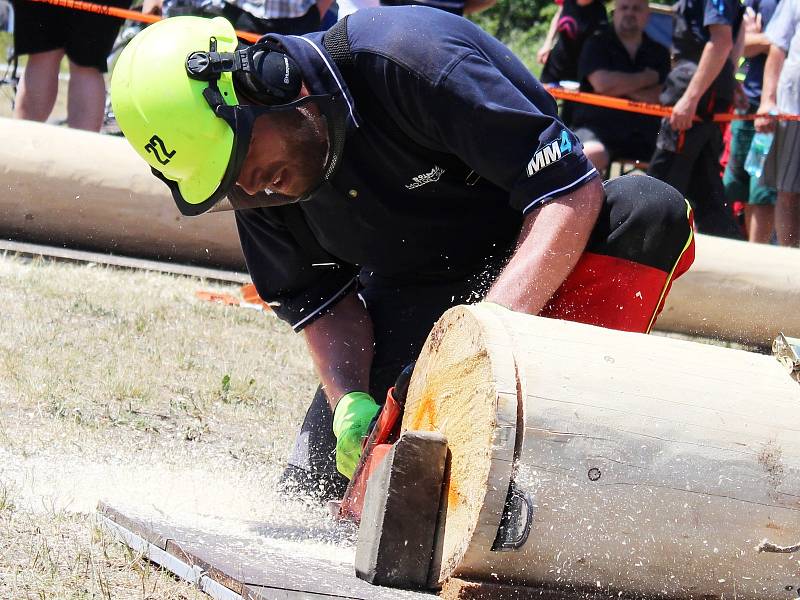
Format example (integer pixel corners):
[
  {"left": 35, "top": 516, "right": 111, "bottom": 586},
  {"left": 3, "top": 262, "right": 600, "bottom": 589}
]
[{"left": 0, "top": 252, "right": 354, "bottom": 598}]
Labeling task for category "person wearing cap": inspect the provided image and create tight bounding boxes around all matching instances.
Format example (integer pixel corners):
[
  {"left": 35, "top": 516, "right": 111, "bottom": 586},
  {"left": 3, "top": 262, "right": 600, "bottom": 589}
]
[{"left": 111, "top": 6, "right": 695, "bottom": 501}]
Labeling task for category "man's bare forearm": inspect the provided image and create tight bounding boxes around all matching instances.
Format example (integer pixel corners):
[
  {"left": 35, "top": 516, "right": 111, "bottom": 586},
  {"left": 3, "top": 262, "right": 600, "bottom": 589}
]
[
  {"left": 485, "top": 176, "right": 604, "bottom": 314},
  {"left": 683, "top": 26, "right": 733, "bottom": 104},
  {"left": 303, "top": 291, "right": 374, "bottom": 409},
  {"left": 626, "top": 83, "right": 663, "bottom": 103},
  {"left": 761, "top": 44, "right": 785, "bottom": 107},
  {"left": 743, "top": 31, "right": 771, "bottom": 57},
  {"left": 670, "top": 25, "right": 733, "bottom": 130},
  {"left": 588, "top": 69, "right": 659, "bottom": 96},
  {"left": 756, "top": 44, "right": 786, "bottom": 131}
]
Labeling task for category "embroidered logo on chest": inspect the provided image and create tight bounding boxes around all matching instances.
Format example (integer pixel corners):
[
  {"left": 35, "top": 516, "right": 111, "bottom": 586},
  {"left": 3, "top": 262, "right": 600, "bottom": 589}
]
[{"left": 405, "top": 166, "right": 445, "bottom": 190}]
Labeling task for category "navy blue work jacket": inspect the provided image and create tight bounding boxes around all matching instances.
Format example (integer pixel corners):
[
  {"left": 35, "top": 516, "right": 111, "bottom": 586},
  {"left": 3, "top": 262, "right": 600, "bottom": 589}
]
[{"left": 236, "top": 6, "right": 598, "bottom": 330}]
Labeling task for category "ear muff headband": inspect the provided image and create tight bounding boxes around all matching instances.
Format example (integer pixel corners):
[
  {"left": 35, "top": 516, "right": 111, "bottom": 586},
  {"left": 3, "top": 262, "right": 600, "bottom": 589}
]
[{"left": 186, "top": 37, "right": 302, "bottom": 106}]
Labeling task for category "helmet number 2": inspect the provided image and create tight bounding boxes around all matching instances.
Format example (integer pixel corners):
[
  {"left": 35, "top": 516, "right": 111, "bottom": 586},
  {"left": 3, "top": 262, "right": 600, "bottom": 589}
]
[{"left": 144, "top": 135, "right": 176, "bottom": 166}]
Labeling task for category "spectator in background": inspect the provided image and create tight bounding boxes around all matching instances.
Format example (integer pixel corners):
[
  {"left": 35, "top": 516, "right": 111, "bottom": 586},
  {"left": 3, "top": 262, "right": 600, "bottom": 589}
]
[
  {"left": 142, "top": 0, "right": 330, "bottom": 34},
  {"left": 756, "top": 0, "right": 800, "bottom": 247},
  {"left": 723, "top": 1, "right": 779, "bottom": 244},
  {"left": 571, "top": 0, "right": 669, "bottom": 173},
  {"left": 646, "top": 0, "right": 745, "bottom": 239},
  {"left": 378, "top": 0, "right": 495, "bottom": 16},
  {"left": 11, "top": 0, "right": 132, "bottom": 131},
  {"left": 538, "top": 0, "right": 608, "bottom": 86}
]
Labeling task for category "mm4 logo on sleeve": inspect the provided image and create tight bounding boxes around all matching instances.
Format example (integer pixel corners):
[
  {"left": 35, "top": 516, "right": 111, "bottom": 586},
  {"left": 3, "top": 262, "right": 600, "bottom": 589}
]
[
  {"left": 526, "top": 129, "right": 572, "bottom": 177},
  {"left": 144, "top": 134, "right": 176, "bottom": 166}
]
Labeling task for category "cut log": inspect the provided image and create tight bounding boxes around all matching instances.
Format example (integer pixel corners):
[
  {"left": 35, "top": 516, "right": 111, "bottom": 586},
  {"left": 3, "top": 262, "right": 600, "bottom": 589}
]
[
  {"left": 402, "top": 303, "right": 800, "bottom": 599},
  {"left": 657, "top": 233, "right": 800, "bottom": 346},
  {"left": 0, "top": 118, "right": 244, "bottom": 269}
]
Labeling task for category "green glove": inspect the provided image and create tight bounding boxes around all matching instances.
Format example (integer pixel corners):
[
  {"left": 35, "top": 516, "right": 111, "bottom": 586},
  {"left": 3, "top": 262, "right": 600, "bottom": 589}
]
[{"left": 332, "top": 391, "right": 380, "bottom": 479}]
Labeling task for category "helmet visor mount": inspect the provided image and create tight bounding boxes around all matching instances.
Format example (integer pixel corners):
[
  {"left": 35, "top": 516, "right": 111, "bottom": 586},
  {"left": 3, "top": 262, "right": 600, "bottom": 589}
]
[{"left": 154, "top": 39, "right": 348, "bottom": 217}]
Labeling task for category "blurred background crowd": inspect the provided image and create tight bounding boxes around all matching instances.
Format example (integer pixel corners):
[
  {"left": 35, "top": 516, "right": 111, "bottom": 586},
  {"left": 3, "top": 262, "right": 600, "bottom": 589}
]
[{"left": 1, "top": 0, "right": 798, "bottom": 246}]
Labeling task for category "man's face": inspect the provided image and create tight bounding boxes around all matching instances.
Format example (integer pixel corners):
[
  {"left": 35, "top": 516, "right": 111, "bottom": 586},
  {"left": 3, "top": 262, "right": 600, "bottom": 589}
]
[
  {"left": 236, "top": 106, "right": 329, "bottom": 199},
  {"left": 614, "top": 0, "right": 649, "bottom": 37}
]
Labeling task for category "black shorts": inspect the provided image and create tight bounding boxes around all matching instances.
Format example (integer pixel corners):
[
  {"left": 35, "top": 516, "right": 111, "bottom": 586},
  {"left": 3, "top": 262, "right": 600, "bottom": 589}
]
[
  {"left": 11, "top": 0, "right": 132, "bottom": 72},
  {"left": 573, "top": 126, "right": 657, "bottom": 163}
]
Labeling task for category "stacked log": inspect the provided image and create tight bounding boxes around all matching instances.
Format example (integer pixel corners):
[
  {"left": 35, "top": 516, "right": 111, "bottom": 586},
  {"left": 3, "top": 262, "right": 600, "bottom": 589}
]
[
  {"left": 659, "top": 234, "right": 800, "bottom": 346},
  {"left": 4, "top": 118, "right": 800, "bottom": 347},
  {"left": 402, "top": 303, "right": 800, "bottom": 599},
  {"left": 0, "top": 118, "right": 244, "bottom": 269}
]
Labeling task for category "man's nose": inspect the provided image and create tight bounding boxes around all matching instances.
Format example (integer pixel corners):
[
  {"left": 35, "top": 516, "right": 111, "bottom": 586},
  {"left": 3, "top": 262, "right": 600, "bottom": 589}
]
[{"left": 237, "top": 170, "right": 261, "bottom": 196}]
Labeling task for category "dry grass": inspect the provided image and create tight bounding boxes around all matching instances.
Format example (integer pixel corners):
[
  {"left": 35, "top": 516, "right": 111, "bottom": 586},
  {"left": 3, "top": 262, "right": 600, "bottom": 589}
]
[
  {"left": 0, "top": 253, "right": 320, "bottom": 598},
  {"left": 0, "top": 500, "right": 208, "bottom": 599}
]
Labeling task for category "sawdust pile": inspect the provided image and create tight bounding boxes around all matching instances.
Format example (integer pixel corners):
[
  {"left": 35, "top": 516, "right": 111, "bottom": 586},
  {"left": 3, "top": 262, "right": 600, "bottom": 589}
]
[{"left": 0, "top": 254, "right": 354, "bottom": 596}]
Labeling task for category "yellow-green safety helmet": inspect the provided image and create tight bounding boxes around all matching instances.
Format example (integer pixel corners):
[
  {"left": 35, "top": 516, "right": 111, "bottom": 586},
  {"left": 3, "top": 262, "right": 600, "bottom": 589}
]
[{"left": 111, "top": 16, "right": 240, "bottom": 216}]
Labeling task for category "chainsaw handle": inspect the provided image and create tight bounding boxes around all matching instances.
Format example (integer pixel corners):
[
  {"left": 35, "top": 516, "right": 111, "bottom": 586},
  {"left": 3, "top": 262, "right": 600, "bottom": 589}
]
[{"left": 337, "top": 362, "right": 416, "bottom": 522}]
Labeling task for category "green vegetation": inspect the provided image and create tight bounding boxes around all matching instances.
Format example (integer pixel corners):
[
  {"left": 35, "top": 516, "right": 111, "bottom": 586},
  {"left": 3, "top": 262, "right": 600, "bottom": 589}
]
[{"left": 470, "top": 0, "right": 560, "bottom": 75}]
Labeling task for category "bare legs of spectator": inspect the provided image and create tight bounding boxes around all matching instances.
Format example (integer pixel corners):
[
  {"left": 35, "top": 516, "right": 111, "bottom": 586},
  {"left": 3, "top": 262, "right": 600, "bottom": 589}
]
[
  {"left": 13, "top": 49, "right": 63, "bottom": 123},
  {"left": 582, "top": 141, "right": 610, "bottom": 174},
  {"left": 775, "top": 192, "right": 800, "bottom": 247},
  {"left": 744, "top": 204, "right": 775, "bottom": 244},
  {"left": 66, "top": 61, "right": 105, "bottom": 132},
  {"left": 14, "top": 52, "right": 105, "bottom": 132}
]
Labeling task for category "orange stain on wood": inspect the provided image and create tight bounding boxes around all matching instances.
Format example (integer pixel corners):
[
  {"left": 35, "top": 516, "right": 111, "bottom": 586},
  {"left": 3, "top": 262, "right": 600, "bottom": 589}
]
[
  {"left": 410, "top": 392, "right": 438, "bottom": 431},
  {"left": 447, "top": 480, "right": 462, "bottom": 507}
]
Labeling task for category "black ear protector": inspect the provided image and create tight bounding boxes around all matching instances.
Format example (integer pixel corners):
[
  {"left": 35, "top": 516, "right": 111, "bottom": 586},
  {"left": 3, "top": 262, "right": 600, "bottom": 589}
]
[
  {"left": 162, "top": 35, "right": 348, "bottom": 216},
  {"left": 186, "top": 37, "right": 302, "bottom": 106}
]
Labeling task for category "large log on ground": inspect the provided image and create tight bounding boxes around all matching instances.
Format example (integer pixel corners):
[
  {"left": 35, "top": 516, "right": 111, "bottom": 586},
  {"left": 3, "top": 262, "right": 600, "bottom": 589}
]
[
  {"left": 657, "top": 234, "right": 800, "bottom": 346},
  {"left": 0, "top": 118, "right": 245, "bottom": 269},
  {"left": 402, "top": 303, "right": 800, "bottom": 598}
]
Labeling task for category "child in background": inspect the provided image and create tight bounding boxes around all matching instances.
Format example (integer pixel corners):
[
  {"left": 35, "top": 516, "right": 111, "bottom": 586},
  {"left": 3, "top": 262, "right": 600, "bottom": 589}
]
[
  {"left": 537, "top": 0, "right": 608, "bottom": 126},
  {"left": 538, "top": 0, "right": 608, "bottom": 85}
]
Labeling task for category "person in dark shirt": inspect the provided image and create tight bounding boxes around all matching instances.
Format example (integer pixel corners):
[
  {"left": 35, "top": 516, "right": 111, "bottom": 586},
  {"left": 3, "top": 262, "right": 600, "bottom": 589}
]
[
  {"left": 539, "top": 0, "right": 608, "bottom": 85},
  {"left": 571, "top": 0, "right": 670, "bottom": 173},
  {"left": 111, "top": 7, "right": 695, "bottom": 500},
  {"left": 378, "top": 0, "right": 495, "bottom": 16},
  {"left": 722, "top": 0, "right": 779, "bottom": 243},
  {"left": 647, "top": 0, "right": 745, "bottom": 239}
]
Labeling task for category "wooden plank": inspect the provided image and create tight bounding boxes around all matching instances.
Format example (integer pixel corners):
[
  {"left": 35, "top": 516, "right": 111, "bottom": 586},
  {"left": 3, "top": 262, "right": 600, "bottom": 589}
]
[{"left": 99, "top": 503, "right": 435, "bottom": 600}]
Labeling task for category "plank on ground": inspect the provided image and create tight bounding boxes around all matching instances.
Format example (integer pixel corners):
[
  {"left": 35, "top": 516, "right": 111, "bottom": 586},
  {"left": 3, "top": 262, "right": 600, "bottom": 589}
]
[{"left": 98, "top": 502, "right": 433, "bottom": 600}]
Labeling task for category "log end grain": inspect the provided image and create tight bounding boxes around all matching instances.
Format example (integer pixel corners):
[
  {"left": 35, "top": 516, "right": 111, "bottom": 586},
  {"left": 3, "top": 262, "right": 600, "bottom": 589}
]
[{"left": 402, "top": 304, "right": 520, "bottom": 586}]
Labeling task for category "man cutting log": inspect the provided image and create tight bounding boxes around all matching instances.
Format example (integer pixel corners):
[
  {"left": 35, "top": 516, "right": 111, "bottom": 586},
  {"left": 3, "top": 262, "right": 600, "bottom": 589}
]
[{"left": 110, "top": 7, "right": 695, "bottom": 502}]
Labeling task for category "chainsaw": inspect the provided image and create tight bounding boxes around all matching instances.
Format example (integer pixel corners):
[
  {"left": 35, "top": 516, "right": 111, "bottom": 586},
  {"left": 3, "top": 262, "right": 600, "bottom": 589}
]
[{"left": 329, "top": 363, "right": 415, "bottom": 522}]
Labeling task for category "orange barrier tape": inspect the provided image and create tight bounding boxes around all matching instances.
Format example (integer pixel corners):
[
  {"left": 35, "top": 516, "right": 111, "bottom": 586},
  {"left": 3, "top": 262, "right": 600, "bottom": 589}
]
[
  {"left": 27, "top": 0, "right": 261, "bottom": 43},
  {"left": 547, "top": 86, "right": 800, "bottom": 123},
  {"left": 20, "top": 0, "right": 800, "bottom": 125}
]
